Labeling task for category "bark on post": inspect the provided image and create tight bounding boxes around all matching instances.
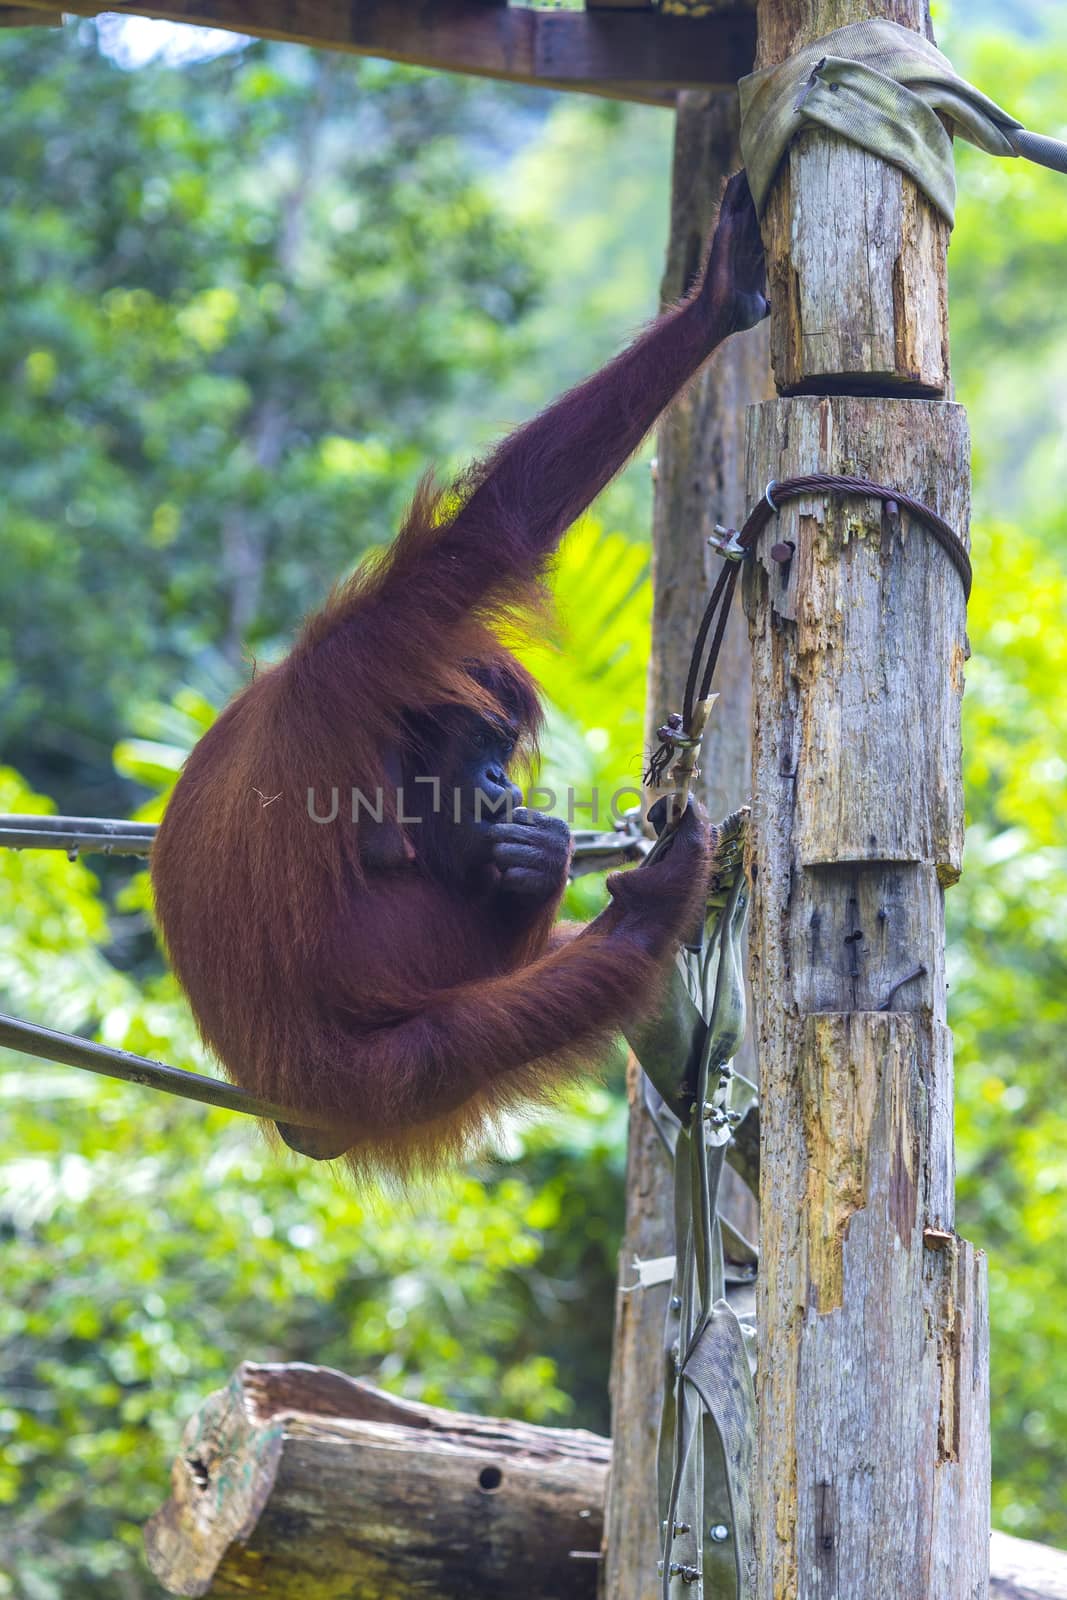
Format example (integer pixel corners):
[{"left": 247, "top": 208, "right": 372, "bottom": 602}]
[
  {"left": 600, "top": 89, "right": 772, "bottom": 1600},
  {"left": 746, "top": 1, "right": 990, "bottom": 1595}
]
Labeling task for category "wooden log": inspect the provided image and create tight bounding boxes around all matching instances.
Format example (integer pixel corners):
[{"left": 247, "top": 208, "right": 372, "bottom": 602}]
[
  {"left": 144, "top": 1361, "right": 1064, "bottom": 1600},
  {"left": 754, "top": 0, "right": 950, "bottom": 394},
  {"left": 991, "top": 1531, "right": 1067, "bottom": 1600},
  {"left": 600, "top": 89, "right": 772, "bottom": 1600},
  {"left": 9, "top": 1, "right": 758, "bottom": 104},
  {"left": 144, "top": 1361, "right": 609, "bottom": 1599}
]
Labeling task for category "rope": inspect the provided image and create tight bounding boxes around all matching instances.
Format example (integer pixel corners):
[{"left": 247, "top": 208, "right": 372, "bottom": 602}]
[{"left": 647, "top": 473, "right": 970, "bottom": 783}]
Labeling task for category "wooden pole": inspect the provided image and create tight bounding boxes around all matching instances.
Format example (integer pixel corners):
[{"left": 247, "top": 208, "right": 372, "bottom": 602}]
[
  {"left": 600, "top": 89, "right": 772, "bottom": 1600},
  {"left": 756, "top": 4, "right": 950, "bottom": 395},
  {"left": 746, "top": 2, "right": 990, "bottom": 1596}
]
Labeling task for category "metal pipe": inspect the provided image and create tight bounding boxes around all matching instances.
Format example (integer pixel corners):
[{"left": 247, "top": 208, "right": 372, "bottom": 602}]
[
  {"left": 0, "top": 815, "right": 645, "bottom": 867},
  {"left": 0, "top": 815, "right": 158, "bottom": 856},
  {"left": 0, "top": 1010, "right": 330, "bottom": 1129}
]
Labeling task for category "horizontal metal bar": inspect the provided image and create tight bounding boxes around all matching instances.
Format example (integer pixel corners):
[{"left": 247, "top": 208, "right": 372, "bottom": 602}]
[
  {"left": 0, "top": 814, "right": 159, "bottom": 856},
  {"left": 0, "top": 814, "right": 645, "bottom": 868},
  {"left": 0, "top": 1010, "right": 330, "bottom": 1128}
]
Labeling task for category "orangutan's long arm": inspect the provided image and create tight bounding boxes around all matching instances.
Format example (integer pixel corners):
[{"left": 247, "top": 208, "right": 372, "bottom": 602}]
[{"left": 371, "top": 173, "right": 767, "bottom": 627}]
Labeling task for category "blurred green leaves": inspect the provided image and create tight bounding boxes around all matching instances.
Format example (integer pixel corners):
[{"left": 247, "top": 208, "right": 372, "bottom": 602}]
[
  {"left": 943, "top": 15, "right": 1067, "bottom": 1542},
  {"left": 0, "top": 25, "right": 541, "bottom": 813}
]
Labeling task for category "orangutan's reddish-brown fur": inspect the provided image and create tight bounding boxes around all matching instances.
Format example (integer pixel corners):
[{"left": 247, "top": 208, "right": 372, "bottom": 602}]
[{"left": 150, "top": 174, "right": 767, "bottom": 1180}]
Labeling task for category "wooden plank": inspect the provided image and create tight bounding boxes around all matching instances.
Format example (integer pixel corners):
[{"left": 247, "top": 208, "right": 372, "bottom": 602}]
[
  {"left": 991, "top": 1530, "right": 1067, "bottom": 1600},
  {"left": 9, "top": 1, "right": 757, "bottom": 99},
  {"left": 0, "top": 6, "right": 61, "bottom": 21}
]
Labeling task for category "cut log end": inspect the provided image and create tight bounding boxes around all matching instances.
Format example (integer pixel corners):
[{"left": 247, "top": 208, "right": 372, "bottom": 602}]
[{"left": 145, "top": 1361, "right": 609, "bottom": 1600}]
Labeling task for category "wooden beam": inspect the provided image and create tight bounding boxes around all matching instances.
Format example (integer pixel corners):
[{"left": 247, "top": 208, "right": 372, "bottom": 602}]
[
  {"left": 0, "top": 6, "right": 61, "bottom": 21},
  {"left": 9, "top": 1, "right": 756, "bottom": 101}
]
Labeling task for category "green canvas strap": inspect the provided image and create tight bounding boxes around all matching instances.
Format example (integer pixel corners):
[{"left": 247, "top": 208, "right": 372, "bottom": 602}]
[
  {"left": 629, "top": 812, "right": 758, "bottom": 1598},
  {"left": 739, "top": 18, "right": 1067, "bottom": 225}
]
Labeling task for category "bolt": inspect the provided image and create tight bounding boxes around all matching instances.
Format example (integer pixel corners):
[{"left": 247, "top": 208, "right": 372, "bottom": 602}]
[
  {"left": 669, "top": 1295, "right": 682, "bottom": 1312},
  {"left": 709, "top": 1523, "right": 730, "bottom": 1544},
  {"left": 770, "top": 540, "right": 795, "bottom": 565}
]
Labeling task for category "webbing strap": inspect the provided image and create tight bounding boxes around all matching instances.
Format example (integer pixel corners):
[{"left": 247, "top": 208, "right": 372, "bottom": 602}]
[{"left": 739, "top": 18, "right": 1067, "bottom": 225}]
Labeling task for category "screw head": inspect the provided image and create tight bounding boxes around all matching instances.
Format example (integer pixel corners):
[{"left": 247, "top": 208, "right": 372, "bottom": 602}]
[{"left": 709, "top": 1523, "right": 730, "bottom": 1544}]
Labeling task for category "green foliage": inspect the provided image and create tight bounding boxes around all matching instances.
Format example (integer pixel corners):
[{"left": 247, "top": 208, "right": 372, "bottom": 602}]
[
  {"left": 0, "top": 756, "right": 626, "bottom": 1598},
  {"left": 945, "top": 12, "right": 1067, "bottom": 534},
  {"left": 950, "top": 525, "right": 1067, "bottom": 1540},
  {"left": 0, "top": 23, "right": 541, "bottom": 810},
  {"left": 0, "top": 165, "right": 648, "bottom": 1581},
  {"left": 937, "top": 16, "right": 1067, "bottom": 1543}
]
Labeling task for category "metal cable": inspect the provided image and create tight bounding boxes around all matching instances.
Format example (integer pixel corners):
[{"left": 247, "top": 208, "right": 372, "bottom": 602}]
[{"left": 679, "top": 472, "right": 970, "bottom": 731}]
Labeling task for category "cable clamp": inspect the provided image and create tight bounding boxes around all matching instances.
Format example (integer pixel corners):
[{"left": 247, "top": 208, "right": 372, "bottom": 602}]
[{"left": 708, "top": 525, "right": 746, "bottom": 562}]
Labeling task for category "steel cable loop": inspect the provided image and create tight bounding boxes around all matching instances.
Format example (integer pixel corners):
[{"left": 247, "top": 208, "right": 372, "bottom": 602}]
[
  {"left": 670, "top": 473, "right": 971, "bottom": 735},
  {"left": 736, "top": 473, "right": 972, "bottom": 596},
  {"left": 681, "top": 560, "right": 734, "bottom": 741}
]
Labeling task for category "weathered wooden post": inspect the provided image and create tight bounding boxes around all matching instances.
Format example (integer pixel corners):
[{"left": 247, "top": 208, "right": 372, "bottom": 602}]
[
  {"left": 745, "top": 1, "right": 990, "bottom": 1595},
  {"left": 601, "top": 89, "right": 772, "bottom": 1600}
]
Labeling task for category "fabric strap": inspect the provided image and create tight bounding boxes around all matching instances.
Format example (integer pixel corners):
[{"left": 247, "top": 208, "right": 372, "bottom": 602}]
[{"left": 739, "top": 18, "right": 1067, "bottom": 225}]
